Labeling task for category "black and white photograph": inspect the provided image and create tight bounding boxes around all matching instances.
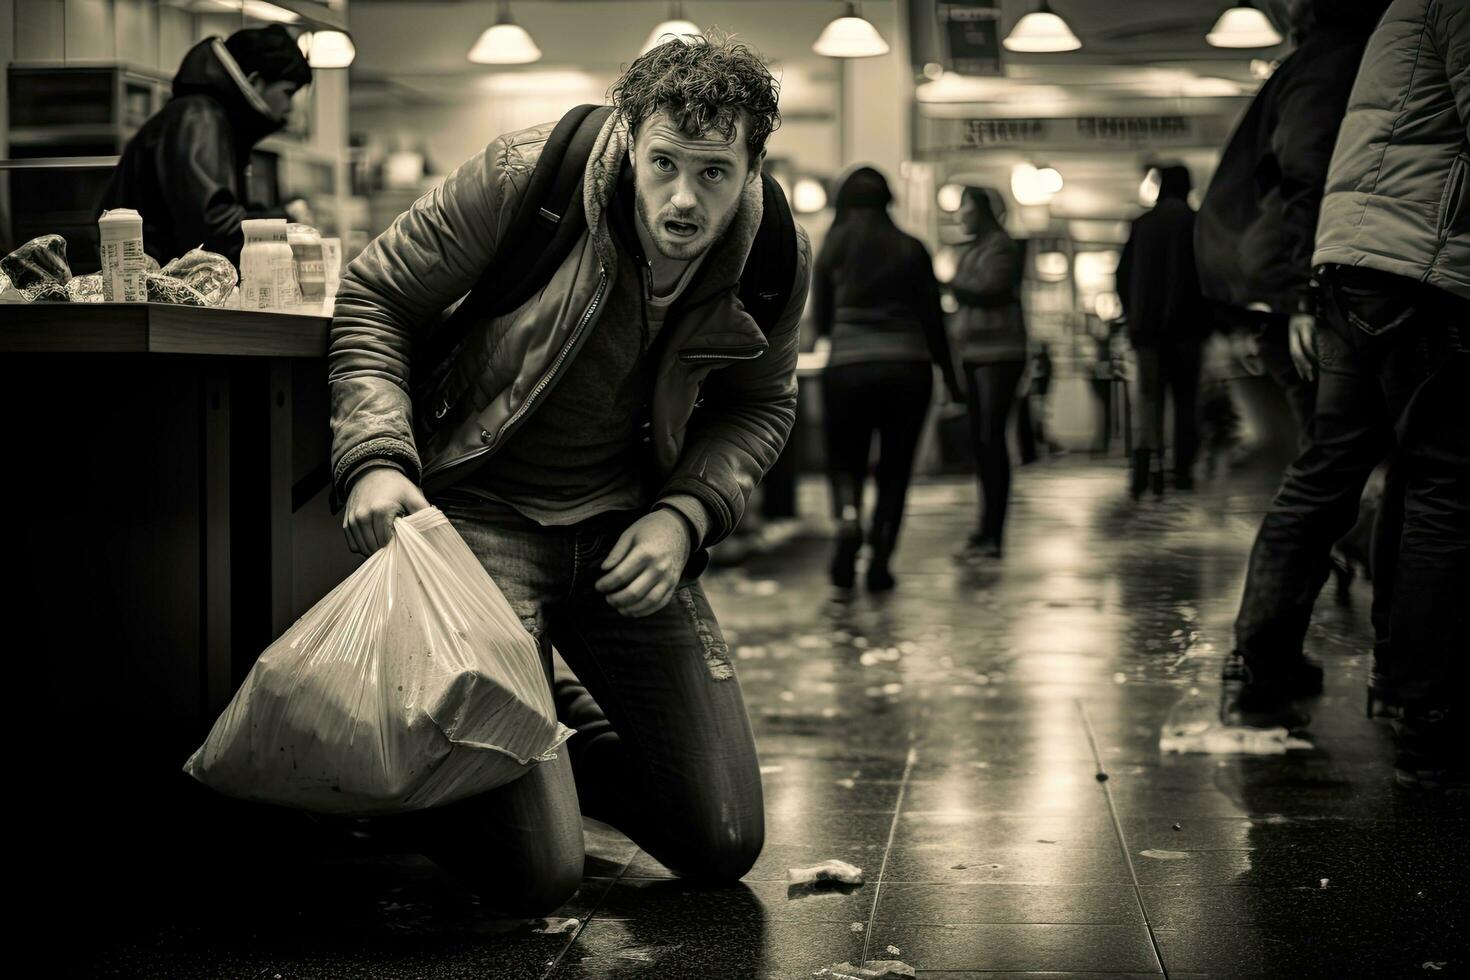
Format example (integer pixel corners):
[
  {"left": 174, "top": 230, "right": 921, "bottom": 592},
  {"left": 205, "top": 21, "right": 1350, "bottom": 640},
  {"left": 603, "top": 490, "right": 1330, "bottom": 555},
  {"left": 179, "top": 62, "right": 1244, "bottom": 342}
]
[{"left": 2, "top": 1, "right": 1467, "bottom": 976}]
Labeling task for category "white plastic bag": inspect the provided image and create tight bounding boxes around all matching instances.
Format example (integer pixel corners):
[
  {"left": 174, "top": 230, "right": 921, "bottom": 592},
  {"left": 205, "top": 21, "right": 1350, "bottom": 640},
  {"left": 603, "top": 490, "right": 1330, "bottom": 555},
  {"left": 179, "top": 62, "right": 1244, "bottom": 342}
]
[{"left": 185, "top": 507, "right": 571, "bottom": 815}]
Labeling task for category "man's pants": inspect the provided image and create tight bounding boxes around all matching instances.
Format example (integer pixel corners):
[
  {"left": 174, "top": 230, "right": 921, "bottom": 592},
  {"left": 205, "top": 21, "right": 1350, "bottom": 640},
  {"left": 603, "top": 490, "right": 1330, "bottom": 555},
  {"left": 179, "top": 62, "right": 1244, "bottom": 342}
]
[
  {"left": 1133, "top": 342, "right": 1203, "bottom": 479},
  {"left": 1233, "top": 268, "right": 1470, "bottom": 705},
  {"left": 383, "top": 502, "right": 765, "bottom": 915},
  {"left": 1255, "top": 314, "right": 1318, "bottom": 448}
]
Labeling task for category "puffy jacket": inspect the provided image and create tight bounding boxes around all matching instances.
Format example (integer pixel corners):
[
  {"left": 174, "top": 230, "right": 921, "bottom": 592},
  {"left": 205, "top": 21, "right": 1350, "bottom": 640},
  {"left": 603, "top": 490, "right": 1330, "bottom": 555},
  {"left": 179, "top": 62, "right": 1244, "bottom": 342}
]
[
  {"left": 1314, "top": 0, "right": 1470, "bottom": 299},
  {"left": 951, "top": 230, "right": 1027, "bottom": 363},
  {"left": 328, "top": 113, "right": 812, "bottom": 555},
  {"left": 1195, "top": 14, "right": 1380, "bottom": 313},
  {"left": 98, "top": 38, "right": 284, "bottom": 266}
]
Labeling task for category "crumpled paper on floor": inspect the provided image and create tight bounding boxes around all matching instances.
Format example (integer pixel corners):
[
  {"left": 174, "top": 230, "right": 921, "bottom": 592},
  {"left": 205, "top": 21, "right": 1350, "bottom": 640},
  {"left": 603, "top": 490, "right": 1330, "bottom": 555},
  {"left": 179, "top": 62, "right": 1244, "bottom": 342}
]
[
  {"left": 789, "top": 859, "right": 864, "bottom": 887},
  {"left": 813, "top": 961, "right": 916, "bottom": 980},
  {"left": 1160, "top": 722, "right": 1312, "bottom": 755}
]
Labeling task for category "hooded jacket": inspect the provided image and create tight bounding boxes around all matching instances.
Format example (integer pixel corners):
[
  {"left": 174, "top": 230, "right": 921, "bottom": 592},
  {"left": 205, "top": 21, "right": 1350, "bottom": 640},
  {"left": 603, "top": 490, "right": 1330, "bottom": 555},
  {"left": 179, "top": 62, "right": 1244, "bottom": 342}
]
[
  {"left": 1195, "top": 1, "right": 1387, "bottom": 313},
  {"left": 1118, "top": 166, "right": 1209, "bottom": 348},
  {"left": 812, "top": 167, "right": 961, "bottom": 394},
  {"left": 97, "top": 37, "right": 287, "bottom": 266},
  {"left": 1313, "top": 0, "right": 1470, "bottom": 300},
  {"left": 328, "top": 113, "right": 812, "bottom": 569}
]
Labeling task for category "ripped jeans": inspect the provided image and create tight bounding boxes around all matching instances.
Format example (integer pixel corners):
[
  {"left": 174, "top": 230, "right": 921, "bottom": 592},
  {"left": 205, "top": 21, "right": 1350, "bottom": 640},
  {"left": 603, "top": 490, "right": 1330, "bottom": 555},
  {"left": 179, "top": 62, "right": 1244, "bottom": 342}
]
[{"left": 382, "top": 499, "right": 765, "bottom": 915}]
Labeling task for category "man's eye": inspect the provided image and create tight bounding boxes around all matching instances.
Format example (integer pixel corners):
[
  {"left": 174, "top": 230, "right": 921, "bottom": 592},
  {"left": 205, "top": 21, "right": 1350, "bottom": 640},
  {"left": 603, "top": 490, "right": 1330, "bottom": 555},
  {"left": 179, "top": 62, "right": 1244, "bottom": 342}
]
[
  {"left": 654, "top": 157, "right": 675, "bottom": 173},
  {"left": 703, "top": 168, "right": 724, "bottom": 181}
]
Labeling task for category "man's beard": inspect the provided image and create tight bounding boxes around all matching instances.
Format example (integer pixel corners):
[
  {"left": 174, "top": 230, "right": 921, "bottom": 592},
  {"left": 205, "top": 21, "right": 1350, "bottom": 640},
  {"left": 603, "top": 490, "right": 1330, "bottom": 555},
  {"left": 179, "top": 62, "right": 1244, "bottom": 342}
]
[{"left": 635, "top": 186, "right": 740, "bottom": 262}]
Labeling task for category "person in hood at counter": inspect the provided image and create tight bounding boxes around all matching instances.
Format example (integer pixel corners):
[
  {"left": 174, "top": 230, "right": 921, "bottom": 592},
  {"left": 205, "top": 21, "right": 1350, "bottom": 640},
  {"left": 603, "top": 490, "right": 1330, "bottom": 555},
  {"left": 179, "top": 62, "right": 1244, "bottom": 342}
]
[
  {"left": 330, "top": 36, "right": 809, "bottom": 912},
  {"left": 97, "top": 25, "right": 312, "bottom": 266}
]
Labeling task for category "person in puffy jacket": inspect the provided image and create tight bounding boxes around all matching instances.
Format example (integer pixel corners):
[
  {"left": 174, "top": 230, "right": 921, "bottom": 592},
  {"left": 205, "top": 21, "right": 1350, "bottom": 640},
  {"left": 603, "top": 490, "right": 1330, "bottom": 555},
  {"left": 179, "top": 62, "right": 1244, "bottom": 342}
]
[
  {"left": 1117, "top": 164, "right": 1209, "bottom": 497},
  {"left": 1223, "top": 0, "right": 1469, "bottom": 791},
  {"left": 329, "top": 36, "right": 811, "bottom": 909},
  {"left": 812, "top": 166, "right": 964, "bottom": 592},
  {"left": 1195, "top": 0, "right": 1391, "bottom": 438},
  {"left": 97, "top": 26, "right": 311, "bottom": 266},
  {"left": 951, "top": 187, "right": 1027, "bottom": 560}
]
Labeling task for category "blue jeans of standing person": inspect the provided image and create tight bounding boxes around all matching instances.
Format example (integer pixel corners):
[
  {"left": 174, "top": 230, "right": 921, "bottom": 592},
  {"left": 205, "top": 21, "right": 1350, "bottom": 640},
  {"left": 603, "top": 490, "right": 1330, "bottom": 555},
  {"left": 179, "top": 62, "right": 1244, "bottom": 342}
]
[
  {"left": 381, "top": 500, "right": 765, "bottom": 915},
  {"left": 1231, "top": 266, "right": 1470, "bottom": 706}
]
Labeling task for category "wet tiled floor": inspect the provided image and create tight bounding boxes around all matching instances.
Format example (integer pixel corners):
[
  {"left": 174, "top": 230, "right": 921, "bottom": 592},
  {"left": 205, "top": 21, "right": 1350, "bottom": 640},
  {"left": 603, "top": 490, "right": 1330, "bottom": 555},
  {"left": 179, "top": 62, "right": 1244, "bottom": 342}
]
[{"left": 65, "top": 461, "right": 1468, "bottom": 978}]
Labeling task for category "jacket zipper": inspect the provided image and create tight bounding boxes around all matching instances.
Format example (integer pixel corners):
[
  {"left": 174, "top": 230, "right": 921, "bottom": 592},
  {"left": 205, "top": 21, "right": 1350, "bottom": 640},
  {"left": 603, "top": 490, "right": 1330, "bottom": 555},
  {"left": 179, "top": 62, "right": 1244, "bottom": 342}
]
[
  {"left": 421, "top": 268, "right": 609, "bottom": 480},
  {"left": 679, "top": 346, "right": 766, "bottom": 363}
]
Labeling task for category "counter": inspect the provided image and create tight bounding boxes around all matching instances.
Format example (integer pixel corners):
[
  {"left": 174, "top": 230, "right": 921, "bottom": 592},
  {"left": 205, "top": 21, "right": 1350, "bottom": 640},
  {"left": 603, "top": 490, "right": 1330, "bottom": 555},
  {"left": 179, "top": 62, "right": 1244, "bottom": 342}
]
[{"left": 2, "top": 302, "right": 362, "bottom": 789}]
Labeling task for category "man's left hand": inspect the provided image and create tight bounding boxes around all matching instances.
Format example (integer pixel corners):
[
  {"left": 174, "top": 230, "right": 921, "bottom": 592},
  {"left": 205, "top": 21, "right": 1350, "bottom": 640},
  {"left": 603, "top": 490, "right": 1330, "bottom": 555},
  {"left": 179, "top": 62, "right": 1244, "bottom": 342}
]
[{"left": 595, "top": 510, "right": 692, "bottom": 618}]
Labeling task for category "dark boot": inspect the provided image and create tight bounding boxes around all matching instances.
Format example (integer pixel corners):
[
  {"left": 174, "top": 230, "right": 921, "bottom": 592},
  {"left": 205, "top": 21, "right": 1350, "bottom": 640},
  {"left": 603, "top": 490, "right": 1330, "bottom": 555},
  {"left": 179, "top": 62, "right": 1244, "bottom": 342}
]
[
  {"left": 1395, "top": 706, "right": 1468, "bottom": 791},
  {"left": 1219, "top": 651, "right": 1313, "bottom": 729},
  {"left": 865, "top": 520, "right": 899, "bottom": 593},
  {"left": 1129, "top": 449, "right": 1151, "bottom": 500},
  {"left": 830, "top": 520, "right": 862, "bottom": 590}
]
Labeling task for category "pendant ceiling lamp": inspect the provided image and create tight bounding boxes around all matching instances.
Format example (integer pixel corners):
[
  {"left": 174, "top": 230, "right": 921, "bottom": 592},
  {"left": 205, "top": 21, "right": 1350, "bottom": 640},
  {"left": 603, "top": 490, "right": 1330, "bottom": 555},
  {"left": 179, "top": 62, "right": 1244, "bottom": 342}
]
[
  {"left": 642, "top": 2, "right": 703, "bottom": 55},
  {"left": 813, "top": 2, "right": 890, "bottom": 59},
  {"left": 1206, "top": 3, "right": 1283, "bottom": 48},
  {"left": 469, "top": 0, "right": 543, "bottom": 65},
  {"left": 1003, "top": 1, "right": 1081, "bottom": 53},
  {"left": 296, "top": 30, "right": 356, "bottom": 68}
]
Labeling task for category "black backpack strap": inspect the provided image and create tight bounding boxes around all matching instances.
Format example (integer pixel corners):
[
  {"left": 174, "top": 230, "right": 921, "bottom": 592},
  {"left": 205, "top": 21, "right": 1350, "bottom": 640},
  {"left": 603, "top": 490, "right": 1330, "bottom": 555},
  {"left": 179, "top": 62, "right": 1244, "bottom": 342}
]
[
  {"left": 414, "top": 104, "right": 613, "bottom": 439},
  {"left": 737, "top": 171, "right": 798, "bottom": 336}
]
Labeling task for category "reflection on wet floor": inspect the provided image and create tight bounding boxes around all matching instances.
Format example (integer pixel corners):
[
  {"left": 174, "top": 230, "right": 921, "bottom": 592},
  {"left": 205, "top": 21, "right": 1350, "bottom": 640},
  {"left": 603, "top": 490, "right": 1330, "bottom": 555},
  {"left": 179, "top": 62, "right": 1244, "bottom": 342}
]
[{"left": 72, "top": 461, "right": 1468, "bottom": 978}]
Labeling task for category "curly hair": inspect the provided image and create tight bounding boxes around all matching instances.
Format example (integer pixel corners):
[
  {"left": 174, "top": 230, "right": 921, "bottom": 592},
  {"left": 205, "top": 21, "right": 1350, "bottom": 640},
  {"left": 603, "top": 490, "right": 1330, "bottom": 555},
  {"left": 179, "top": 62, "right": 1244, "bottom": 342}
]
[{"left": 608, "top": 31, "right": 781, "bottom": 163}]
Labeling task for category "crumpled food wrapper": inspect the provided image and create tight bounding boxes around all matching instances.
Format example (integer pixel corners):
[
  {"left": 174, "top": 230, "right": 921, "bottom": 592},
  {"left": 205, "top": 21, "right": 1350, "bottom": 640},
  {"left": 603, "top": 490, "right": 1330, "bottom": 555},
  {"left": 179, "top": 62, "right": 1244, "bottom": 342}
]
[
  {"left": 813, "top": 961, "right": 916, "bottom": 980},
  {"left": 789, "top": 859, "right": 865, "bottom": 887},
  {"left": 160, "top": 247, "right": 237, "bottom": 307},
  {"left": 1, "top": 234, "right": 72, "bottom": 289},
  {"left": 21, "top": 281, "right": 69, "bottom": 303},
  {"left": 66, "top": 274, "right": 106, "bottom": 303},
  {"left": 146, "top": 273, "right": 210, "bottom": 306}
]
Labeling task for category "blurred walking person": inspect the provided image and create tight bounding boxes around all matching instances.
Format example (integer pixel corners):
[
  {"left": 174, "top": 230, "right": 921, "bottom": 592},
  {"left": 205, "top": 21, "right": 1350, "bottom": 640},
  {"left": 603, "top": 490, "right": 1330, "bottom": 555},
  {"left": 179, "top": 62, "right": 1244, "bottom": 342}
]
[
  {"left": 1222, "top": 0, "right": 1469, "bottom": 791},
  {"left": 1196, "top": 0, "right": 1390, "bottom": 442},
  {"left": 1117, "top": 164, "right": 1209, "bottom": 497},
  {"left": 813, "top": 166, "right": 964, "bottom": 592},
  {"left": 951, "top": 187, "right": 1026, "bottom": 559}
]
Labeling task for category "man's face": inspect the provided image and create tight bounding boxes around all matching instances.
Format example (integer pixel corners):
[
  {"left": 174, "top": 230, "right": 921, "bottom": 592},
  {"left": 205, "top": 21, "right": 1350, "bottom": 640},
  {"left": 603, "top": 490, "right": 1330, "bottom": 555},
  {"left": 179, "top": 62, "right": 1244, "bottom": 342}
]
[
  {"left": 629, "top": 110, "right": 762, "bottom": 262},
  {"left": 251, "top": 75, "right": 303, "bottom": 122}
]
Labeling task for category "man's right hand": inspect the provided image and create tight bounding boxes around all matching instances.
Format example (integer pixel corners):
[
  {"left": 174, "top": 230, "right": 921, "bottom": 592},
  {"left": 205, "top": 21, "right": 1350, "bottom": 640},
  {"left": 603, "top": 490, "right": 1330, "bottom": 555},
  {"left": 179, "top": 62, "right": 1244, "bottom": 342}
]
[{"left": 342, "top": 466, "right": 431, "bottom": 557}]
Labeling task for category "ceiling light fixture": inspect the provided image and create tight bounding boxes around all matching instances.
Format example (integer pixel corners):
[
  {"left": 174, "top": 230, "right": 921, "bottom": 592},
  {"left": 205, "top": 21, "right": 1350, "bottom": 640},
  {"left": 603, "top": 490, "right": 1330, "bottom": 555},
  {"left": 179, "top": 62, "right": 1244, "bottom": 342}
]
[
  {"left": 469, "top": 0, "right": 543, "bottom": 65},
  {"left": 813, "top": 2, "right": 890, "bottom": 59},
  {"left": 1003, "top": 1, "right": 1081, "bottom": 53},
  {"left": 1206, "top": 3, "right": 1283, "bottom": 48},
  {"left": 296, "top": 30, "right": 356, "bottom": 68},
  {"left": 642, "top": 1, "right": 703, "bottom": 55}
]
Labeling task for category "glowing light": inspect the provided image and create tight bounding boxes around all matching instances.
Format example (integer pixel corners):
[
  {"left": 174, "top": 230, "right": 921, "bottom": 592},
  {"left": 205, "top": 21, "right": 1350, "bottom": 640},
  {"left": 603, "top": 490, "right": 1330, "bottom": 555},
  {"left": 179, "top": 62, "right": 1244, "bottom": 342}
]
[
  {"left": 814, "top": 3, "right": 890, "bottom": 58},
  {"left": 1207, "top": 6, "right": 1283, "bottom": 48},
  {"left": 1011, "top": 163, "right": 1058, "bottom": 207},
  {"left": 1035, "top": 251, "right": 1069, "bottom": 282},
  {"left": 469, "top": 2, "right": 542, "bottom": 65},
  {"left": 792, "top": 177, "right": 829, "bottom": 214},
  {"left": 1139, "top": 167, "right": 1161, "bottom": 207},
  {"left": 642, "top": 4, "right": 702, "bottom": 55},
  {"left": 933, "top": 246, "right": 958, "bottom": 284},
  {"left": 1003, "top": 3, "right": 1081, "bottom": 53},
  {"left": 937, "top": 183, "right": 965, "bottom": 213},
  {"left": 1074, "top": 249, "right": 1120, "bottom": 292},
  {"left": 297, "top": 30, "right": 355, "bottom": 68}
]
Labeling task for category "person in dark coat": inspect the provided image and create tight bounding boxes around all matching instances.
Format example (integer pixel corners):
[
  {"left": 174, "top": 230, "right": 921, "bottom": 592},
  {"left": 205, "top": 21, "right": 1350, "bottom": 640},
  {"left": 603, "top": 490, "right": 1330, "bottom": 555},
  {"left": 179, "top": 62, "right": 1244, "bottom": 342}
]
[
  {"left": 1223, "top": 0, "right": 1469, "bottom": 790},
  {"left": 813, "top": 166, "right": 964, "bottom": 592},
  {"left": 950, "top": 187, "right": 1027, "bottom": 560},
  {"left": 1116, "top": 164, "right": 1209, "bottom": 497},
  {"left": 97, "top": 26, "right": 312, "bottom": 266},
  {"left": 1195, "top": 0, "right": 1391, "bottom": 438}
]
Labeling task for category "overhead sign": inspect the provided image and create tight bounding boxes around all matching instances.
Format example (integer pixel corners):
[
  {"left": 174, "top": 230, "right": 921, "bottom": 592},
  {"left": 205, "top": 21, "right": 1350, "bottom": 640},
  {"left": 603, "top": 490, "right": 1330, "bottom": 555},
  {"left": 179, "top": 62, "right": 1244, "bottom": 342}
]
[
  {"left": 941, "top": 1, "right": 1003, "bottom": 77},
  {"left": 918, "top": 115, "right": 1225, "bottom": 153}
]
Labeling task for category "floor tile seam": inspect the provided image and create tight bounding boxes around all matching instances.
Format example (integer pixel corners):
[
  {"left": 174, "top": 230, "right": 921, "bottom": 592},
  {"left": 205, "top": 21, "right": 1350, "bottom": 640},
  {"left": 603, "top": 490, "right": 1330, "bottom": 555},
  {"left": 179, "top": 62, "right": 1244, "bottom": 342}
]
[
  {"left": 1077, "top": 697, "right": 1171, "bottom": 980},
  {"left": 861, "top": 736, "right": 921, "bottom": 965},
  {"left": 539, "top": 848, "right": 637, "bottom": 978}
]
